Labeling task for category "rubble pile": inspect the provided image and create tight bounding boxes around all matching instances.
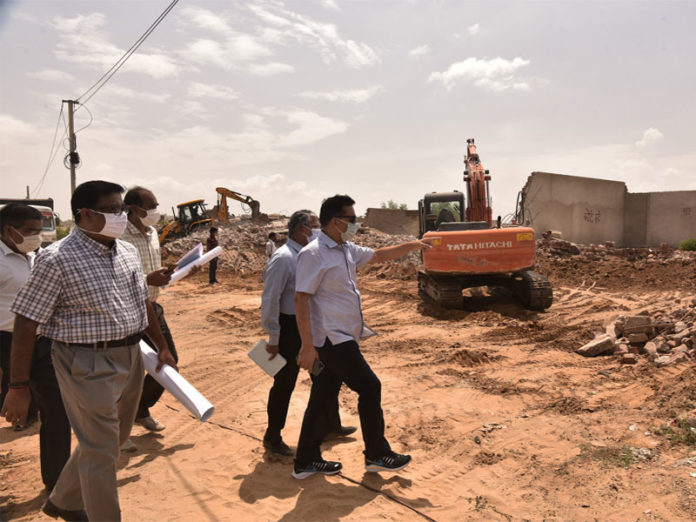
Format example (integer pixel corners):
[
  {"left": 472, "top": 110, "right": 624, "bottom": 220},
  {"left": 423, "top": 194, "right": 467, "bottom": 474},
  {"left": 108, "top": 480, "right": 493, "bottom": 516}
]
[
  {"left": 160, "top": 219, "right": 420, "bottom": 277},
  {"left": 577, "top": 301, "right": 696, "bottom": 367}
]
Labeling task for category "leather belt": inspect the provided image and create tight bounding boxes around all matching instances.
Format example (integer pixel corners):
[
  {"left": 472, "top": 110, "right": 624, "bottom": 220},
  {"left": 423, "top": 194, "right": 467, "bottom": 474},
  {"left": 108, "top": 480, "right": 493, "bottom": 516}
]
[{"left": 68, "top": 332, "right": 144, "bottom": 349}]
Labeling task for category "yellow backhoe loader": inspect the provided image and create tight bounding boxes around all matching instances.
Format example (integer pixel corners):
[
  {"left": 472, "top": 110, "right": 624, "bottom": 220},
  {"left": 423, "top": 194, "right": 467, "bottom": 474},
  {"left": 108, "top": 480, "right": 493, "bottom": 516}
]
[{"left": 159, "top": 199, "right": 212, "bottom": 244}]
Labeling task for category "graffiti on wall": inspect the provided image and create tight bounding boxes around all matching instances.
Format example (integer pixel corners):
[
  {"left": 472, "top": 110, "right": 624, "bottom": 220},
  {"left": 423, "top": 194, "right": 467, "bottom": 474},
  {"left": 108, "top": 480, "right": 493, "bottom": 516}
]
[{"left": 584, "top": 208, "right": 601, "bottom": 223}]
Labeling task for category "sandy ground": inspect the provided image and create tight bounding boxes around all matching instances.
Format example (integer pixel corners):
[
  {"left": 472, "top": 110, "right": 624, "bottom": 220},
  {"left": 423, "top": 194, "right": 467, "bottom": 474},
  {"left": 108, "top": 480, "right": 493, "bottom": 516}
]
[{"left": 2, "top": 266, "right": 696, "bottom": 521}]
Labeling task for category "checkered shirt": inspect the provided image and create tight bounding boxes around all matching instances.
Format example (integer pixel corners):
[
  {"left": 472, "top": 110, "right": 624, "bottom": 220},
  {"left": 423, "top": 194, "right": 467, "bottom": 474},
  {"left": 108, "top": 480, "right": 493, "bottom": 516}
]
[
  {"left": 121, "top": 221, "right": 162, "bottom": 301},
  {"left": 11, "top": 227, "right": 149, "bottom": 343}
]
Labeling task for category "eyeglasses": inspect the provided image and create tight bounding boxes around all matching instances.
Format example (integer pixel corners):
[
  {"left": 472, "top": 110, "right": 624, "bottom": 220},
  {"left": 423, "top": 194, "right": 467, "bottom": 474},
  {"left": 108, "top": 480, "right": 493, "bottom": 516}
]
[
  {"left": 91, "top": 205, "right": 129, "bottom": 216},
  {"left": 336, "top": 215, "right": 357, "bottom": 224}
]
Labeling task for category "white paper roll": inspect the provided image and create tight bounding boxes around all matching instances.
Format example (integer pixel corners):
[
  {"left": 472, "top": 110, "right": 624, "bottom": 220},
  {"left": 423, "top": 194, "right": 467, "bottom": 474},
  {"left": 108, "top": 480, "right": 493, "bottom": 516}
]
[
  {"left": 168, "top": 246, "right": 223, "bottom": 284},
  {"left": 140, "top": 342, "right": 215, "bottom": 422}
]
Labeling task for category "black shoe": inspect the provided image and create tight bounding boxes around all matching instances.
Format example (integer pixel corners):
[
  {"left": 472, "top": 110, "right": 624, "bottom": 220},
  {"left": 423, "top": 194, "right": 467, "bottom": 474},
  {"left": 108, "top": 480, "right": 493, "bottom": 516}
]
[
  {"left": 365, "top": 451, "right": 412, "bottom": 473},
  {"left": 263, "top": 438, "right": 294, "bottom": 457},
  {"left": 42, "top": 499, "right": 89, "bottom": 521},
  {"left": 292, "top": 459, "right": 342, "bottom": 479},
  {"left": 324, "top": 425, "right": 358, "bottom": 441}
]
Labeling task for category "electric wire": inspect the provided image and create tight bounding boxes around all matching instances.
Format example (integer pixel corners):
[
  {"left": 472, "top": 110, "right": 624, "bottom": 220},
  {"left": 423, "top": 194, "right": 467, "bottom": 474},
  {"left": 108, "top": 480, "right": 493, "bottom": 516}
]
[
  {"left": 33, "top": 104, "right": 67, "bottom": 197},
  {"left": 75, "top": 0, "right": 180, "bottom": 109},
  {"left": 74, "top": 103, "right": 94, "bottom": 134}
]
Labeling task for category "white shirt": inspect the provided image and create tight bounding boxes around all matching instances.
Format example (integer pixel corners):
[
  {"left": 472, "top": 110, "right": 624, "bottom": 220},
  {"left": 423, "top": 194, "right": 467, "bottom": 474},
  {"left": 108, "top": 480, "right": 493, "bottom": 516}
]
[
  {"left": 0, "top": 240, "right": 33, "bottom": 332},
  {"left": 261, "top": 239, "right": 302, "bottom": 345},
  {"left": 295, "top": 231, "right": 374, "bottom": 346},
  {"left": 266, "top": 239, "right": 277, "bottom": 258},
  {"left": 121, "top": 221, "right": 162, "bottom": 301}
]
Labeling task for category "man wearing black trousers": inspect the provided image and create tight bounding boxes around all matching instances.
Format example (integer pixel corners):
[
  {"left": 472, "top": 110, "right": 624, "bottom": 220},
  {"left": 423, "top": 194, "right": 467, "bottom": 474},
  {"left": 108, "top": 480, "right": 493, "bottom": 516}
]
[
  {"left": 292, "top": 195, "right": 433, "bottom": 479},
  {"left": 0, "top": 203, "right": 70, "bottom": 492},
  {"left": 261, "top": 210, "right": 356, "bottom": 456}
]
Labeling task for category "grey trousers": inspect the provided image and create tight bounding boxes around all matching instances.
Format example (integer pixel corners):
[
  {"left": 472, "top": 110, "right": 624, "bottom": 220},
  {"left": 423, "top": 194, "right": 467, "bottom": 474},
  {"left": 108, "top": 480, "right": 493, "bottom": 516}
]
[{"left": 49, "top": 341, "right": 144, "bottom": 521}]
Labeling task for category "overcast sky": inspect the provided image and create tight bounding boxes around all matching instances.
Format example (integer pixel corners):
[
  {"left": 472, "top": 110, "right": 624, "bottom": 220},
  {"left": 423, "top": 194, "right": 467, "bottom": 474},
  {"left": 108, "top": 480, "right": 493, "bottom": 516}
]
[{"left": 1, "top": 0, "right": 694, "bottom": 221}]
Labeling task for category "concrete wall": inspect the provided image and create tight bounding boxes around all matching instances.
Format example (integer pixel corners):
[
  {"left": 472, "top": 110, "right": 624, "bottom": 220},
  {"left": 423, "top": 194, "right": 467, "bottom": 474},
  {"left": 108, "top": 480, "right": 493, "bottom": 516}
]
[
  {"left": 522, "top": 172, "right": 626, "bottom": 244},
  {"left": 644, "top": 191, "right": 696, "bottom": 246},
  {"left": 364, "top": 208, "right": 419, "bottom": 236},
  {"left": 521, "top": 172, "right": 696, "bottom": 247},
  {"left": 623, "top": 192, "right": 649, "bottom": 246}
]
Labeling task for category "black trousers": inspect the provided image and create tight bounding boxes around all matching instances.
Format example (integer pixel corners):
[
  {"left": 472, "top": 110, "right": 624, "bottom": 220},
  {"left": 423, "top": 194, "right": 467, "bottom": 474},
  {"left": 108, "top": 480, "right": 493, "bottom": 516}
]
[
  {"left": 0, "top": 331, "right": 71, "bottom": 490},
  {"left": 295, "top": 338, "right": 391, "bottom": 464},
  {"left": 265, "top": 314, "right": 341, "bottom": 444},
  {"left": 139, "top": 301, "right": 178, "bottom": 419},
  {"left": 209, "top": 258, "right": 218, "bottom": 283}
]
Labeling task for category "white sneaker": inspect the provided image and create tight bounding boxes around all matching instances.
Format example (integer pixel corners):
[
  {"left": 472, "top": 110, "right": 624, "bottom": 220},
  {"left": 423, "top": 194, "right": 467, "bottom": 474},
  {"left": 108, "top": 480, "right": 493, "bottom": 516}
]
[
  {"left": 135, "top": 415, "right": 165, "bottom": 431},
  {"left": 121, "top": 439, "right": 137, "bottom": 453}
]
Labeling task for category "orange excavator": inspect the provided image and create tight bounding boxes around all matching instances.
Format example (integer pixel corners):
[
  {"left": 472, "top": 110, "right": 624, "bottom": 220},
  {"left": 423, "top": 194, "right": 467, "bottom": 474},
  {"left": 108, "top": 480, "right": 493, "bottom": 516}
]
[{"left": 417, "top": 139, "right": 553, "bottom": 310}]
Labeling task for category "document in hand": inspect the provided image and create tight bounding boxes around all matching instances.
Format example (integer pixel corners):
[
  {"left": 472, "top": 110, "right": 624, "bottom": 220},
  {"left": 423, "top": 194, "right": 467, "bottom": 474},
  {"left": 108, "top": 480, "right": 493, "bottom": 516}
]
[
  {"left": 167, "top": 243, "right": 223, "bottom": 285},
  {"left": 248, "top": 339, "right": 287, "bottom": 377},
  {"left": 140, "top": 342, "right": 215, "bottom": 421}
]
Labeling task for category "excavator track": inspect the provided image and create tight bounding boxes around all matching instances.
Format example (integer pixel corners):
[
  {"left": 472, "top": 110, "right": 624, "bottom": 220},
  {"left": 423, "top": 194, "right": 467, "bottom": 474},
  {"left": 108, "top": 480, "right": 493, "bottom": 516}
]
[
  {"left": 514, "top": 270, "right": 553, "bottom": 310},
  {"left": 418, "top": 271, "right": 463, "bottom": 309}
]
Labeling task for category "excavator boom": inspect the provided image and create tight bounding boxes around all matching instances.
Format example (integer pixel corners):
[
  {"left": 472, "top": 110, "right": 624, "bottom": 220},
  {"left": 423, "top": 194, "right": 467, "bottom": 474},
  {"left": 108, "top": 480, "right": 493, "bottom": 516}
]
[
  {"left": 216, "top": 187, "right": 261, "bottom": 222},
  {"left": 463, "top": 138, "right": 493, "bottom": 225}
]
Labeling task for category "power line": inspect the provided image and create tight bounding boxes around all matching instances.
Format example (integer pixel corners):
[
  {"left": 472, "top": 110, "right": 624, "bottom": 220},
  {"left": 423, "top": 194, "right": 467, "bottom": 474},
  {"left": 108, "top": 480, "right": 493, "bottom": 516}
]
[
  {"left": 33, "top": 104, "right": 67, "bottom": 197},
  {"left": 75, "top": 0, "right": 180, "bottom": 109}
]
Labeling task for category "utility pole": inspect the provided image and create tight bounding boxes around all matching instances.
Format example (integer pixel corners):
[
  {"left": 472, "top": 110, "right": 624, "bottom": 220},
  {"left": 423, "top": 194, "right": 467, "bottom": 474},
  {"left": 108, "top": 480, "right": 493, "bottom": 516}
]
[{"left": 63, "top": 100, "right": 78, "bottom": 194}]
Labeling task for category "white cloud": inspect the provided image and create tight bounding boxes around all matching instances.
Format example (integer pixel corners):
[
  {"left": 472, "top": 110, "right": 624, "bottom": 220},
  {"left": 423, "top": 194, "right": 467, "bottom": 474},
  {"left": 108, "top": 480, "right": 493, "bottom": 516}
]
[
  {"left": 299, "top": 85, "right": 381, "bottom": 103},
  {"left": 321, "top": 0, "right": 341, "bottom": 11},
  {"left": 105, "top": 85, "right": 171, "bottom": 103},
  {"left": 28, "top": 69, "right": 75, "bottom": 82},
  {"left": 468, "top": 23, "right": 480, "bottom": 36},
  {"left": 247, "top": 3, "right": 380, "bottom": 68},
  {"left": 248, "top": 62, "right": 295, "bottom": 76},
  {"left": 276, "top": 109, "right": 348, "bottom": 147},
  {"left": 0, "top": 114, "right": 35, "bottom": 136},
  {"left": 428, "top": 56, "right": 532, "bottom": 91},
  {"left": 188, "top": 82, "right": 239, "bottom": 100},
  {"left": 408, "top": 45, "right": 430, "bottom": 58},
  {"left": 635, "top": 127, "right": 663, "bottom": 148},
  {"left": 179, "top": 6, "right": 234, "bottom": 35},
  {"left": 51, "top": 13, "right": 180, "bottom": 79}
]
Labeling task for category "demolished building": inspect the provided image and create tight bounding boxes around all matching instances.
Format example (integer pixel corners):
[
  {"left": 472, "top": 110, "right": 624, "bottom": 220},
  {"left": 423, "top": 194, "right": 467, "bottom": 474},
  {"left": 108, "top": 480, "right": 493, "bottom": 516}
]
[{"left": 517, "top": 172, "right": 696, "bottom": 247}]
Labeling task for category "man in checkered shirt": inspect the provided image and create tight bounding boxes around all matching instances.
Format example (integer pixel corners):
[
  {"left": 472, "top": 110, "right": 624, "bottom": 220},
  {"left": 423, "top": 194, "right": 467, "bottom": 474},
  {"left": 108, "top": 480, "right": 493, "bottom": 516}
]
[{"left": 1, "top": 180, "right": 176, "bottom": 522}]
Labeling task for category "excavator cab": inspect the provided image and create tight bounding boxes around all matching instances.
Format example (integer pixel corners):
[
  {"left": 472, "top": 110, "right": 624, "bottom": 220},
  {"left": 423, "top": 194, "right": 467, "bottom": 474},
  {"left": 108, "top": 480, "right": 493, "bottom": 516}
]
[{"left": 159, "top": 199, "right": 212, "bottom": 244}]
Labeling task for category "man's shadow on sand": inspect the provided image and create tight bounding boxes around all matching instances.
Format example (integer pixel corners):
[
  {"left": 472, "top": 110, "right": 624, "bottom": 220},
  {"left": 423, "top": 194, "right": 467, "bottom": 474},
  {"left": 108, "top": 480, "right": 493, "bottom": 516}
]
[{"left": 234, "top": 451, "right": 434, "bottom": 521}]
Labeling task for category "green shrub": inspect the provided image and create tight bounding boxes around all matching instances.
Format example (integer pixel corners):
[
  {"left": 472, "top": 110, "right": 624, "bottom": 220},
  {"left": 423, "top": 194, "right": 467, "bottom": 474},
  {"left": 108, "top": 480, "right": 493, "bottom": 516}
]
[
  {"left": 56, "top": 226, "right": 70, "bottom": 240},
  {"left": 679, "top": 238, "right": 696, "bottom": 251}
]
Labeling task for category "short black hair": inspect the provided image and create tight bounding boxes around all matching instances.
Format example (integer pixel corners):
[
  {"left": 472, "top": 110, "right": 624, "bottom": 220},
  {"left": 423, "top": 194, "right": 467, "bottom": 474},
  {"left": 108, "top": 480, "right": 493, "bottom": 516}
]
[
  {"left": 288, "top": 210, "right": 314, "bottom": 236},
  {"left": 268, "top": 232, "right": 277, "bottom": 240},
  {"left": 71, "top": 180, "right": 124, "bottom": 223},
  {"left": 319, "top": 195, "right": 355, "bottom": 227},
  {"left": 124, "top": 186, "right": 151, "bottom": 210},
  {"left": 0, "top": 203, "right": 43, "bottom": 230},
  {"left": 210, "top": 227, "right": 218, "bottom": 233}
]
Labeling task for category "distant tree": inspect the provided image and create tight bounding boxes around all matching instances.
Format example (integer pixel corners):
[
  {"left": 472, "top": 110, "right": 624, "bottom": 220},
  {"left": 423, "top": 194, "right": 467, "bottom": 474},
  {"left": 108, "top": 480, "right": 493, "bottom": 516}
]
[{"left": 380, "top": 200, "right": 409, "bottom": 210}]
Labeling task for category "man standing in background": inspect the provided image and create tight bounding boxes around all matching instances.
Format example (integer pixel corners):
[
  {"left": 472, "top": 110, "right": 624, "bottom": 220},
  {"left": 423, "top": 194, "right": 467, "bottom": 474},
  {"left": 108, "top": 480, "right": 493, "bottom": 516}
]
[
  {"left": 261, "top": 210, "right": 355, "bottom": 456},
  {"left": 207, "top": 227, "right": 219, "bottom": 284},
  {"left": 0, "top": 203, "right": 70, "bottom": 493},
  {"left": 266, "top": 232, "right": 277, "bottom": 258}
]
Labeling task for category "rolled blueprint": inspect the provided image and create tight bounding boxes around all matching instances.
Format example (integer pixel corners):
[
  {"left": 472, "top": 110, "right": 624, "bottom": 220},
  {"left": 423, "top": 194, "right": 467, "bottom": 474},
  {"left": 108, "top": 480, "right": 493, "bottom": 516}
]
[
  {"left": 168, "top": 246, "right": 223, "bottom": 285},
  {"left": 140, "top": 342, "right": 215, "bottom": 421}
]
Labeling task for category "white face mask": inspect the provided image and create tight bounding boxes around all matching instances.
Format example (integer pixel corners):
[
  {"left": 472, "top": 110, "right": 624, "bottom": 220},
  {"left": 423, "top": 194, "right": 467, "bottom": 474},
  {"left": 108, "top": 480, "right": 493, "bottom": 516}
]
[
  {"left": 310, "top": 228, "right": 321, "bottom": 241},
  {"left": 90, "top": 210, "right": 128, "bottom": 238},
  {"left": 340, "top": 221, "right": 359, "bottom": 242},
  {"left": 12, "top": 229, "right": 42, "bottom": 253},
  {"left": 140, "top": 209, "right": 159, "bottom": 228}
]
